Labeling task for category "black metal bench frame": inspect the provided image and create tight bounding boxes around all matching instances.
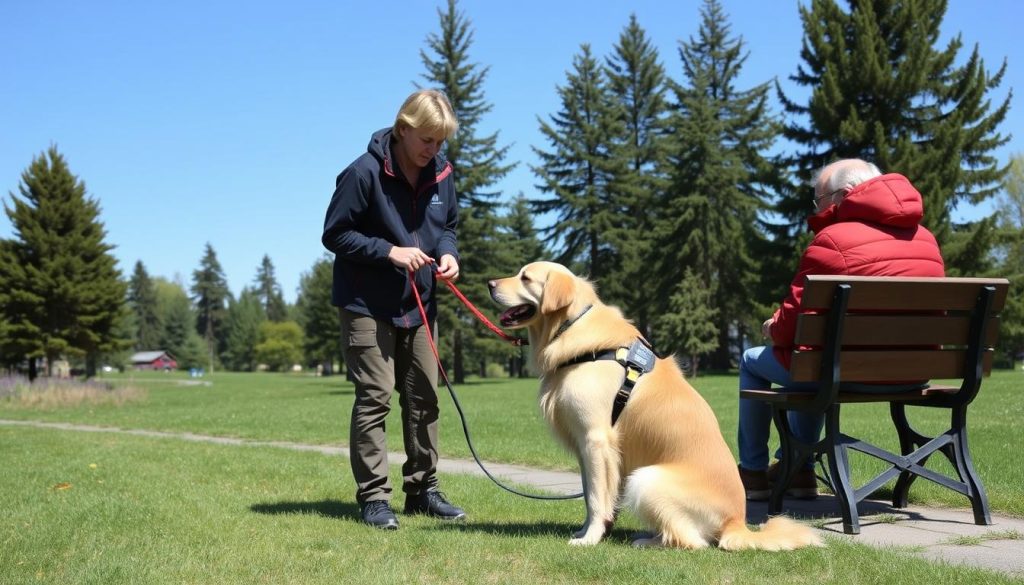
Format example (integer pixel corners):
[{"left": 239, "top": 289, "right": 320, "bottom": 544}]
[{"left": 740, "top": 275, "right": 1009, "bottom": 534}]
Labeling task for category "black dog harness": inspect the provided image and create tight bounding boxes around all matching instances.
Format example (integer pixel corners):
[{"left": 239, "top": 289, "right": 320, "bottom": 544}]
[{"left": 556, "top": 338, "right": 657, "bottom": 425}]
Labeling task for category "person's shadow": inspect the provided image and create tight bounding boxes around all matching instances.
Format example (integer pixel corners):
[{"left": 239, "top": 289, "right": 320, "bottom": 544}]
[{"left": 249, "top": 500, "right": 360, "bottom": 520}]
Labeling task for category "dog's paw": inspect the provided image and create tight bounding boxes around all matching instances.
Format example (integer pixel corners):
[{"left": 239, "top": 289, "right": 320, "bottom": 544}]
[
  {"left": 568, "top": 534, "right": 602, "bottom": 546},
  {"left": 569, "top": 527, "right": 606, "bottom": 546}
]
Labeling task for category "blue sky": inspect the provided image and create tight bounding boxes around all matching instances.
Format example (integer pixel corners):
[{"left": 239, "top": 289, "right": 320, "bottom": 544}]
[{"left": 1, "top": 0, "right": 1020, "bottom": 303}]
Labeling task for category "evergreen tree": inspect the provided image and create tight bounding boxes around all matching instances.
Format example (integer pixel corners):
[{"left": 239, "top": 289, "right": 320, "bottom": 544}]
[
  {"left": 993, "top": 154, "right": 1024, "bottom": 365},
  {"left": 654, "top": 268, "right": 719, "bottom": 376},
  {"left": 128, "top": 260, "right": 162, "bottom": 350},
  {"left": 0, "top": 147, "right": 128, "bottom": 379},
  {"left": 501, "top": 194, "right": 545, "bottom": 377},
  {"left": 296, "top": 255, "right": 339, "bottom": 374},
  {"left": 778, "top": 0, "right": 1010, "bottom": 276},
  {"left": 252, "top": 254, "right": 288, "bottom": 322},
  {"left": 532, "top": 44, "right": 628, "bottom": 285},
  {"left": 190, "top": 243, "right": 231, "bottom": 370},
  {"left": 156, "top": 278, "right": 197, "bottom": 362},
  {"left": 603, "top": 14, "right": 672, "bottom": 333},
  {"left": 657, "top": 0, "right": 780, "bottom": 368},
  {"left": 222, "top": 287, "right": 265, "bottom": 371},
  {"left": 420, "top": 0, "right": 518, "bottom": 381}
]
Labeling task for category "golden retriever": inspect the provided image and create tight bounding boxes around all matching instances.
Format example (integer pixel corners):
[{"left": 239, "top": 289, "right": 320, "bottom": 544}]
[{"left": 488, "top": 262, "right": 821, "bottom": 550}]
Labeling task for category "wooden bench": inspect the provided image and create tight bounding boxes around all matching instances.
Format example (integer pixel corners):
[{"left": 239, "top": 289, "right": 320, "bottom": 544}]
[{"left": 739, "top": 275, "right": 1009, "bottom": 534}]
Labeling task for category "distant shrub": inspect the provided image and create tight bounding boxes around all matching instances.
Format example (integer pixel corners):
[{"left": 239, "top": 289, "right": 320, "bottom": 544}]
[{"left": 0, "top": 376, "right": 147, "bottom": 409}]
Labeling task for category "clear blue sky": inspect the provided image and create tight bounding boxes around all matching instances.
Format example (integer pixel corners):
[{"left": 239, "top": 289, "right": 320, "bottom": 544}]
[{"left": 1, "top": 0, "right": 1019, "bottom": 303}]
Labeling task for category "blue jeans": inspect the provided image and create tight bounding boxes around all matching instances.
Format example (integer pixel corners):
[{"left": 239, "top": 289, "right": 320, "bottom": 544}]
[
  {"left": 737, "top": 345, "right": 923, "bottom": 471},
  {"left": 738, "top": 346, "right": 822, "bottom": 471}
]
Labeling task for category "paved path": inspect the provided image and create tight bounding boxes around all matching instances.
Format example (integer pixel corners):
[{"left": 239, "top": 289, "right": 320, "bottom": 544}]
[{"left": 3, "top": 419, "right": 1022, "bottom": 578}]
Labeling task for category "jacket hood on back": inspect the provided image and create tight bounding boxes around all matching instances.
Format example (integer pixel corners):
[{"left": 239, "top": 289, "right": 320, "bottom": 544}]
[
  {"left": 808, "top": 173, "right": 924, "bottom": 234},
  {"left": 367, "top": 127, "right": 450, "bottom": 178}
]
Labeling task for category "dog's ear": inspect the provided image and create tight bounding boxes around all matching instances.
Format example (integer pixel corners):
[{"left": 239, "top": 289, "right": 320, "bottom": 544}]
[{"left": 541, "top": 272, "right": 575, "bottom": 314}]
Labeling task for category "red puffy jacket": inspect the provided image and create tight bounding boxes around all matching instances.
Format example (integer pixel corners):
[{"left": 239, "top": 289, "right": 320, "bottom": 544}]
[{"left": 768, "top": 173, "right": 945, "bottom": 369}]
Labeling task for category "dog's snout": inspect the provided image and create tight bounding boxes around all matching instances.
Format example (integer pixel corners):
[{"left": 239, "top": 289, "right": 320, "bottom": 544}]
[{"left": 487, "top": 279, "right": 497, "bottom": 290}]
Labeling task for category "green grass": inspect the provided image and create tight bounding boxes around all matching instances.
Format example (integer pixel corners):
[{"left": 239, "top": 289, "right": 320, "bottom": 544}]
[
  {"left": 2, "top": 369, "right": 1023, "bottom": 583},
  {"left": 1, "top": 425, "right": 1017, "bottom": 585},
  {"left": 2, "top": 368, "right": 1022, "bottom": 515}
]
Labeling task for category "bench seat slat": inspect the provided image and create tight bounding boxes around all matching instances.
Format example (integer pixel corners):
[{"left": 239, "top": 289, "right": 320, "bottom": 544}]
[
  {"left": 794, "top": 314, "right": 1001, "bottom": 346},
  {"left": 788, "top": 349, "right": 993, "bottom": 382},
  {"left": 739, "top": 385, "right": 960, "bottom": 404}
]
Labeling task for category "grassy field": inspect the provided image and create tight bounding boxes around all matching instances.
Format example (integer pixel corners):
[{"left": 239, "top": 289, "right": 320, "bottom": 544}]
[{"left": 1, "top": 369, "right": 1023, "bottom": 584}]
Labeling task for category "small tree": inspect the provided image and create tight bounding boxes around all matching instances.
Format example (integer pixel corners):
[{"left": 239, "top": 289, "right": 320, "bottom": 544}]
[
  {"left": 254, "top": 321, "right": 303, "bottom": 372},
  {"left": 655, "top": 268, "right": 719, "bottom": 376},
  {"left": 296, "top": 255, "right": 339, "bottom": 374},
  {"left": 222, "top": 288, "right": 265, "bottom": 371}
]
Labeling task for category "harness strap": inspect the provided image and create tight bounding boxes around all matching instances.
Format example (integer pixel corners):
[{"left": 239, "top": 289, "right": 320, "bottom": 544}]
[{"left": 555, "top": 338, "right": 657, "bottom": 426}]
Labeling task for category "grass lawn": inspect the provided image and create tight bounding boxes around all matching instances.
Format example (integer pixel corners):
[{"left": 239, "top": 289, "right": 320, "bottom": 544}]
[{"left": 1, "top": 369, "right": 1023, "bottom": 583}]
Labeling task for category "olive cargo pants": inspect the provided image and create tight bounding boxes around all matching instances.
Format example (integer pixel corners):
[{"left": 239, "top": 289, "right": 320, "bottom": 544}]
[{"left": 340, "top": 309, "right": 440, "bottom": 505}]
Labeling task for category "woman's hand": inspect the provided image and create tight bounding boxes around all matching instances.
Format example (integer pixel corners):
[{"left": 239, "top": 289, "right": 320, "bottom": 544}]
[
  {"left": 388, "top": 246, "right": 433, "bottom": 272},
  {"left": 436, "top": 254, "right": 460, "bottom": 281}
]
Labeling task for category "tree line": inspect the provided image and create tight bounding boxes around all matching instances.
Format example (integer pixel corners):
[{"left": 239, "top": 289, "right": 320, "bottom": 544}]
[{"left": 1, "top": 0, "right": 1020, "bottom": 379}]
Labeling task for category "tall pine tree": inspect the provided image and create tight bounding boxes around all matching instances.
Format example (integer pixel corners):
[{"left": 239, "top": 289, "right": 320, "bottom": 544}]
[
  {"left": 603, "top": 14, "right": 672, "bottom": 332},
  {"left": 656, "top": 0, "right": 780, "bottom": 368},
  {"left": 128, "top": 260, "right": 162, "bottom": 350},
  {"left": 0, "top": 147, "right": 127, "bottom": 379},
  {"left": 190, "top": 243, "right": 231, "bottom": 371},
  {"left": 778, "top": 0, "right": 1010, "bottom": 276},
  {"left": 420, "top": 0, "right": 518, "bottom": 381},
  {"left": 252, "top": 254, "right": 288, "bottom": 322},
  {"left": 532, "top": 44, "right": 628, "bottom": 285}
]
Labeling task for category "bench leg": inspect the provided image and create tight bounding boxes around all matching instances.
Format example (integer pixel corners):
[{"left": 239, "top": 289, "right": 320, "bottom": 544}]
[
  {"left": 824, "top": 405, "right": 859, "bottom": 535},
  {"left": 949, "top": 406, "right": 992, "bottom": 525},
  {"left": 891, "top": 403, "right": 928, "bottom": 509},
  {"left": 769, "top": 408, "right": 791, "bottom": 516}
]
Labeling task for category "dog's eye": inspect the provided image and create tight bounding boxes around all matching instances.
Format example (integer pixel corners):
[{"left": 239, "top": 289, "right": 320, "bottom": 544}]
[{"left": 520, "top": 274, "right": 531, "bottom": 283}]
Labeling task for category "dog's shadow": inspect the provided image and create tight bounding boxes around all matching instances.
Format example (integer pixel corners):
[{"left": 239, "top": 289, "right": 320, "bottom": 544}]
[{"left": 249, "top": 499, "right": 359, "bottom": 520}]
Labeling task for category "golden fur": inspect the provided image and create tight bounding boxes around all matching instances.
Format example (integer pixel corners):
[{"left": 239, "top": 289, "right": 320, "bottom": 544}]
[{"left": 488, "top": 262, "right": 822, "bottom": 550}]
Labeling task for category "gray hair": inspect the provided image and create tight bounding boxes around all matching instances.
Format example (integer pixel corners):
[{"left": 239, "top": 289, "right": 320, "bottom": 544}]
[{"left": 814, "top": 159, "right": 883, "bottom": 194}]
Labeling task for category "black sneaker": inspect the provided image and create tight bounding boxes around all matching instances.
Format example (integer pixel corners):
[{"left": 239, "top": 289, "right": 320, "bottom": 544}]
[
  {"left": 404, "top": 489, "right": 466, "bottom": 521},
  {"left": 360, "top": 500, "right": 399, "bottom": 530}
]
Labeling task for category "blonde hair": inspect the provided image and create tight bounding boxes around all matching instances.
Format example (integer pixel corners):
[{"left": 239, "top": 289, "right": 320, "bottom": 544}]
[{"left": 394, "top": 89, "right": 459, "bottom": 139}]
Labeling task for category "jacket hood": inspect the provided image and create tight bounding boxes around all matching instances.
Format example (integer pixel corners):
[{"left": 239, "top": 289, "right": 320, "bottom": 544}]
[
  {"left": 808, "top": 173, "right": 924, "bottom": 234},
  {"left": 367, "top": 127, "right": 449, "bottom": 177}
]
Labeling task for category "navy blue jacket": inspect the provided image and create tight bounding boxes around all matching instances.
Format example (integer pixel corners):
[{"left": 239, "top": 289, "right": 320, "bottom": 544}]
[{"left": 322, "top": 128, "right": 459, "bottom": 328}]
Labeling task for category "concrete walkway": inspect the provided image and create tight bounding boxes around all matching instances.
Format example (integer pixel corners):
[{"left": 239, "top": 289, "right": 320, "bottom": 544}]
[{"left": 4, "top": 419, "right": 1022, "bottom": 578}]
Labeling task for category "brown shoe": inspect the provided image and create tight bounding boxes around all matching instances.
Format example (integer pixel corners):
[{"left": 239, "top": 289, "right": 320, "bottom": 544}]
[
  {"left": 767, "top": 461, "right": 818, "bottom": 499},
  {"left": 738, "top": 465, "right": 770, "bottom": 501}
]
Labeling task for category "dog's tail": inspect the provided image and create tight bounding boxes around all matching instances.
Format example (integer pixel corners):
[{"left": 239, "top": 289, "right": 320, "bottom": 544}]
[{"left": 717, "top": 516, "right": 823, "bottom": 551}]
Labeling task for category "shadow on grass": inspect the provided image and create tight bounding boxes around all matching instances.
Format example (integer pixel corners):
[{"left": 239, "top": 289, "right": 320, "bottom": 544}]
[
  {"left": 431, "top": 520, "right": 581, "bottom": 539},
  {"left": 250, "top": 499, "right": 360, "bottom": 520}
]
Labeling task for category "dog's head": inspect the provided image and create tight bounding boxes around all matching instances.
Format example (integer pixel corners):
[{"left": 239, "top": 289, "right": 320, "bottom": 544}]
[{"left": 488, "top": 262, "right": 594, "bottom": 329}]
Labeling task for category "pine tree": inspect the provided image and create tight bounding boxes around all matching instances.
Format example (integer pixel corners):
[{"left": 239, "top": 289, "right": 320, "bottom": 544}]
[
  {"left": 656, "top": 0, "right": 780, "bottom": 368},
  {"left": 420, "top": 0, "right": 518, "bottom": 381},
  {"left": 252, "top": 254, "right": 288, "bottom": 322},
  {"left": 778, "top": 0, "right": 1010, "bottom": 275},
  {"left": 296, "top": 255, "right": 339, "bottom": 374},
  {"left": 190, "top": 243, "right": 231, "bottom": 370},
  {"left": 532, "top": 44, "right": 628, "bottom": 284},
  {"left": 993, "top": 154, "right": 1024, "bottom": 365},
  {"left": 128, "top": 260, "right": 162, "bottom": 350},
  {"left": 603, "top": 14, "right": 672, "bottom": 332},
  {"left": 0, "top": 147, "right": 128, "bottom": 379},
  {"left": 654, "top": 268, "right": 719, "bottom": 376},
  {"left": 222, "top": 287, "right": 265, "bottom": 371}
]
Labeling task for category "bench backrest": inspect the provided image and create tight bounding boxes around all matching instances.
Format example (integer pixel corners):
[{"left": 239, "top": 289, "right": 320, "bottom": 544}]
[{"left": 789, "top": 275, "right": 1009, "bottom": 384}]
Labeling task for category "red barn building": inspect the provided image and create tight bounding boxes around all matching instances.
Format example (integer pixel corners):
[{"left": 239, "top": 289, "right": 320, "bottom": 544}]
[{"left": 130, "top": 351, "right": 178, "bottom": 371}]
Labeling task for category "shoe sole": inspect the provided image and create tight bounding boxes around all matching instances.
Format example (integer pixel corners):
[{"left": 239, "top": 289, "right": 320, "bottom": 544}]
[
  {"left": 365, "top": 520, "right": 399, "bottom": 530},
  {"left": 404, "top": 509, "right": 467, "bottom": 521},
  {"left": 745, "top": 489, "right": 770, "bottom": 501}
]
